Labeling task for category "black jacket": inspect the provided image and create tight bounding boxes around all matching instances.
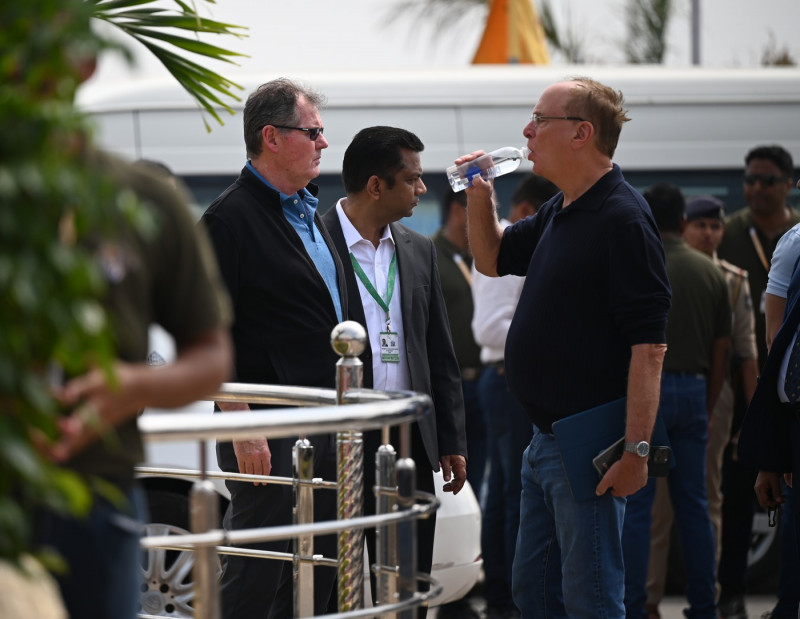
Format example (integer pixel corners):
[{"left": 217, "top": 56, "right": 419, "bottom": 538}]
[{"left": 202, "top": 166, "right": 348, "bottom": 389}]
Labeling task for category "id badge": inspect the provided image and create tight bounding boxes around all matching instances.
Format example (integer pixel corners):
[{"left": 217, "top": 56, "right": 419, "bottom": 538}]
[{"left": 380, "top": 331, "right": 400, "bottom": 363}]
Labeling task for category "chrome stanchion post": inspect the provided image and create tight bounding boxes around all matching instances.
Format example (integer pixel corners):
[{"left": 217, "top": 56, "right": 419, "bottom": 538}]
[
  {"left": 395, "top": 442, "right": 417, "bottom": 619},
  {"left": 190, "top": 440, "right": 221, "bottom": 619},
  {"left": 375, "top": 441, "right": 397, "bottom": 612},
  {"left": 331, "top": 321, "right": 367, "bottom": 612},
  {"left": 293, "top": 438, "right": 315, "bottom": 617}
]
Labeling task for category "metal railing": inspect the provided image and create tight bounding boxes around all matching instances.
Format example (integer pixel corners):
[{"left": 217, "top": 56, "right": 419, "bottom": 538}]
[{"left": 137, "top": 321, "right": 442, "bottom": 618}]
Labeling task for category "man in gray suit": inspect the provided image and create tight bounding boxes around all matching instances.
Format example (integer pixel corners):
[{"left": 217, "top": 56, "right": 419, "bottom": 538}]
[{"left": 322, "top": 126, "right": 468, "bottom": 617}]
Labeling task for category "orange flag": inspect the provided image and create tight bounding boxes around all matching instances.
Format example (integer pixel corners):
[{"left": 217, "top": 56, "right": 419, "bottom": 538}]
[{"left": 472, "top": 0, "right": 550, "bottom": 64}]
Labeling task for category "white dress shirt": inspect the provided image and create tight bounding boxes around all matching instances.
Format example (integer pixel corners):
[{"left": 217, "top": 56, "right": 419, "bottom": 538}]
[
  {"left": 470, "top": 219, "right": 525, "bottom": 364},
  {"left": 335, "top": 200, "right": 411, "bottom": 391}
]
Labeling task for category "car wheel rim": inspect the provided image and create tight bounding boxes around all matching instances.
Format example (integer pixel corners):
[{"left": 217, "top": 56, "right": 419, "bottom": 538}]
[{"left": 140, "top": 523, "right": 205, "bottom": 618}]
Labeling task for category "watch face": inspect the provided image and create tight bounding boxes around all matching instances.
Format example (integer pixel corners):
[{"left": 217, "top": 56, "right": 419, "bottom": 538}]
[{"left": 625, "top": 440, "right": 650, "bottom": 457}]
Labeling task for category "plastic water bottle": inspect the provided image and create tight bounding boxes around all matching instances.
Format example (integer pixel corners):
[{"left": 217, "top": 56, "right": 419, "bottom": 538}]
[{"left": 446, "top": 146, "right": 531, "bottom": 192}]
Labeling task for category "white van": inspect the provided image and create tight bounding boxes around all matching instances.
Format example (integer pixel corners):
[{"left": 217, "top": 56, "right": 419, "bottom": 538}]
[{"left": 78, "top": 65, "right": 800, "bottom": 233}]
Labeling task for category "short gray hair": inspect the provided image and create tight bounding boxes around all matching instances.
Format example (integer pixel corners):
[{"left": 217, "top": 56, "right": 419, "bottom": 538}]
[{"left": 243, "top": 78, "right": 326, "bottom": 159}]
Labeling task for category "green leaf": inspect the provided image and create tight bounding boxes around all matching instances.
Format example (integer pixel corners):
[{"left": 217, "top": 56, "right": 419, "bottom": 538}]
[
  {"left": 90, "top": 0, "right": 248, "bottom": 127},
  {"left": 48, "top": 469, "right": 93, "bottom": 516},
  {"left": 0, "top": 436, "right": 48, "bottom": 485}
]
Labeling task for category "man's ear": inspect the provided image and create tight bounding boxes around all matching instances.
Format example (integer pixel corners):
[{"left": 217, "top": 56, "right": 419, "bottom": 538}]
[
  {"left": 262, "top": 125, "right": 281, "bottom": 153},
  {"left": 366, "top": 175, "right": 382, "bottom": 199},
  {"left": 572, "top": 120, "right": 594, "bottom": 148}
]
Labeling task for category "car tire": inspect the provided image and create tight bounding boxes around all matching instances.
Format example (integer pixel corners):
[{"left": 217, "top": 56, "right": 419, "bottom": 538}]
[{"left": 140, "top": 489, "right": 221, "bottom": 618}]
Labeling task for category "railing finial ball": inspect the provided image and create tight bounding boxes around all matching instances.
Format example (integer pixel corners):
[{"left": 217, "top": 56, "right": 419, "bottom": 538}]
[{"left": 330, "top": 320, "right": 367, "bottom": 357}]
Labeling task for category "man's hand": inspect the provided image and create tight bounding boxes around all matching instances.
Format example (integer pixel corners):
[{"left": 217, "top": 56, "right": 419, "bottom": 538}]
[
  {"left": 440, "top": 454, "right": 467, "bottom": 495},
  {"left": 455, "top": 151, "right": 494, "bottom": 205},
  {"left": 233, "top": 438, "right": 272, "bottom": 485},
  {"left": 51, "top": 362, "right": 145, "bottom": 462},
  {"left": 754, "top": 470, "right": 784, "bottom": 509},
  {"left": 595, "top": 452, "right": 648, "bottom": 497},
  {"left": 452, "top": 150, "right": 487, "bottom": 168},
  {"left": 50, "top": 328, "right": 230, "bottom": 462},
  {"left": 218, "top": 401, "right": 271, "bottom": 485}
]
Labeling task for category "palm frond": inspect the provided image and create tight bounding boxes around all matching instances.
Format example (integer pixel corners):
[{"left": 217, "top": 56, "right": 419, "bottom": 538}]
[
  {"left": 382, "top": 0, "right": 489, "bottom": 45},
  {"left": 88, "top": 0, "right": 248, "bottom": 127},
  {"left": 539, "top": 1, "right": 588, "bottom": 64},
  {"left": 624, "top": 0, "right": 671, "bottom": 64}
]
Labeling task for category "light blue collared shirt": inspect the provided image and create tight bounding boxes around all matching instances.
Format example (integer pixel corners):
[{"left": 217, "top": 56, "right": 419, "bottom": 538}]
[{"left": 246, "top": 161, "right": 342, "bottom": 322}]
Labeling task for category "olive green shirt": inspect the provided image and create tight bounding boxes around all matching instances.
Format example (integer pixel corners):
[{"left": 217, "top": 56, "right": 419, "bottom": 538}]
[
  {"left": 662, "top": 237, "right": 731, "bottom": 374},
  {"left": 68, "top": 150, "right": 232, "bottom": 485}
]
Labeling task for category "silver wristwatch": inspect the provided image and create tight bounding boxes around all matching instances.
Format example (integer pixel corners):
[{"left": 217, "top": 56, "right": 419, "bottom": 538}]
[{"left": 624, "top": 440, "right": 650, "bottom": 458}]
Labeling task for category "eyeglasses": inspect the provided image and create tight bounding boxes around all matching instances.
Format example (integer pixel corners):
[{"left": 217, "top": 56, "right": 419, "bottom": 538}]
[
  {"left": 743, "top": 173, "right": 787, "bottom": 187},
  {"left": 272, "top": 125, "right": 324, "bottom": 140},
  {"left": 529, "top": 113, "right": 586, "bottom": 127}
]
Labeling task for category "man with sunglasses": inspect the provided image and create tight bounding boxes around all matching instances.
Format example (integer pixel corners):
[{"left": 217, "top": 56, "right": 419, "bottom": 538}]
[
  {"left": 716, "top": 145, "right": 800, "bottom": 619},
  {"left": 201, "top": 78, "right": 346, "bottom": 618},
  {"left": 719, "top": 145, "right": 799, "bottom": 369},
  {"left": 456, "top": 77, "right": 671, "bottom": 617}
]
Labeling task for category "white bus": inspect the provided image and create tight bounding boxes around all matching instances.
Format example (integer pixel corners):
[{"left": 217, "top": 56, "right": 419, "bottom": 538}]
[{"left": 78, "top": 65, "right": 800, "bottom": 234}]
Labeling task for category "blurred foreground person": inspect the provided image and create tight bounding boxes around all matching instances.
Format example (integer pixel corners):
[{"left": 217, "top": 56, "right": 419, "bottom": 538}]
[{"left": 33, "top": 33, "right": 233, "bottom": 619}]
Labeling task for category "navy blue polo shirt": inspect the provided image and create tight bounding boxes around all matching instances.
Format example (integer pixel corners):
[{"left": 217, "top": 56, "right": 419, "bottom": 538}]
[{"left": 498, "top": 165, "right": 671, "bottom": 432}]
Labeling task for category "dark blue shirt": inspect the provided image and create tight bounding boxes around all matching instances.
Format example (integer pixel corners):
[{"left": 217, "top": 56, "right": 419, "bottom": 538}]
[{"left": 498, "top": 165, "right": 671, "bottom": 432}]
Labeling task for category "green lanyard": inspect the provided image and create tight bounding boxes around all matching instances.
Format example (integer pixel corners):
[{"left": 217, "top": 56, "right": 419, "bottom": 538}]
[{"left": 349, "top": 251, "right": 397, "bottom": 330}]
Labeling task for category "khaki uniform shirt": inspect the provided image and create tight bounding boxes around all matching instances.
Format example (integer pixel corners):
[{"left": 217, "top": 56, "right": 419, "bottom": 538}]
[{"left": 715, "top": 256, "right": 758, "bottom": 363}]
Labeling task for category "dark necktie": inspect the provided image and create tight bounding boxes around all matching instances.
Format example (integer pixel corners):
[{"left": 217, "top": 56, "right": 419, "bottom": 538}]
[{"left": 784, "top": 332, "right": 800, "bottom": 402}]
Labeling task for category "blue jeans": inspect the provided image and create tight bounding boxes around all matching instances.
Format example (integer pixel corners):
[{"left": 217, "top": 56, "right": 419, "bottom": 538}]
[
  {"left": 478, "top": 364, "right": 533, "bottom": 610},
  {"left": 37, "top": 484, "right": 147, "bottom": 619},
  {"left": 623, "top": 373, "right": 716, "bottom": 619},
  {"left": 512, "top": 429, "right": 627, "bottom": 618}
]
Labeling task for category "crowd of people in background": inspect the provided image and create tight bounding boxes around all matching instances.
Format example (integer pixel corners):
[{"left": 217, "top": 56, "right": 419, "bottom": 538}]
[{"left": 26, "top": 33, "right": 800, "bottom": 617}]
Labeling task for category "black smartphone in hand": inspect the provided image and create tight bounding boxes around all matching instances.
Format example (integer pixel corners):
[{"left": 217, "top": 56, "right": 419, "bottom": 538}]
[
  {"left": 592, "top": 438, "right": 672, "bottom": 478},
  {"left": 592, "top": 437, "right": 624, "bottom": 477}
]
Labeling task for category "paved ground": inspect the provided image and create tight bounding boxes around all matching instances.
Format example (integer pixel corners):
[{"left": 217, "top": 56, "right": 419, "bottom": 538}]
[
  {"left": 659, "top": 595, "right": 774, "bottom": 618},
  {"left": 430, "top": 594, "right": 777, "bottom": 618}
]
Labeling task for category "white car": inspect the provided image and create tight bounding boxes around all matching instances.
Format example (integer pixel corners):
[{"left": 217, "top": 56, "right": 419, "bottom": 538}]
[{"left": 137, "top": 326, "right": 482, "bottom": 617}]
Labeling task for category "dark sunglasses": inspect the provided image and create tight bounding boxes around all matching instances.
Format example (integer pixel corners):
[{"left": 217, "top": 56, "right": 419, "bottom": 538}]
[
  {"left": 744, "top": 173, "right": 787, "bottom": 187},
  {"left": 272, "top": 125, "right": 324, "bottom": 140}
]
